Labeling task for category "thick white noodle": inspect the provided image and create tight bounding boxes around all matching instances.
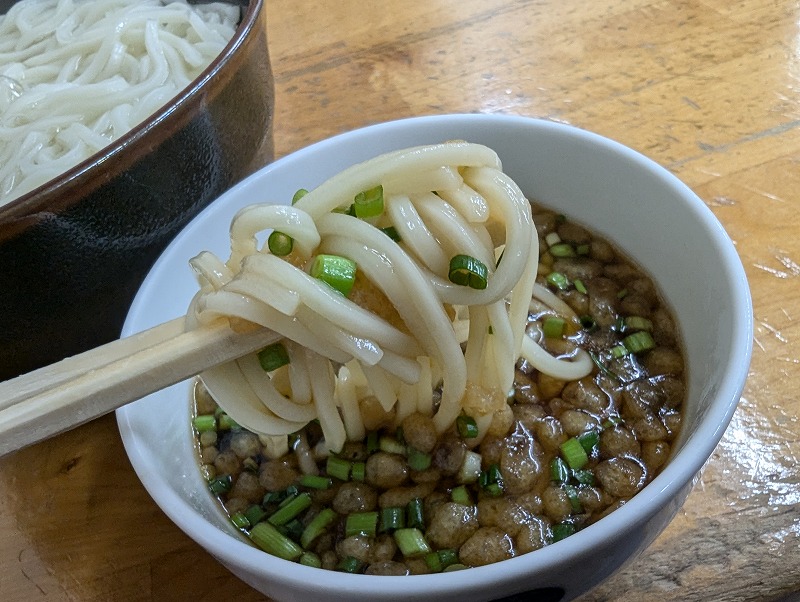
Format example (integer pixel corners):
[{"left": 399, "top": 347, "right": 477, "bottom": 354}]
[
  {"left": 189, "top": 141, "right": 593, "bottom": 451},
  {"left": 0, "top": 0, "right": 238, "bottom": 205}
]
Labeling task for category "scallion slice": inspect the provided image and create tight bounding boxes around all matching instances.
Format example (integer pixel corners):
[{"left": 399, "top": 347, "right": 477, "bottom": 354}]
[
  {"left": 353, "top": 184, "right": 384, "bottom": 218},
  {"left": 380, "top": 507, "right": 405, "bottom": 532},
  {"left": 300, "top": 508, "right": 338, "bottom": 548},
  {"left": 230, "top": 511, "right": 250, "bottom": 530},
  {"left": 244, "top": 504, "right": 267, "bottom": 527},
  {"left": 448, "top": 254, "right": 489, "bottom": 290},
  {"left": 208, "top": 475, "right": 232, "bottom": 495},
  {"left": 546, "top": 271, "right": 570, "bottom": 291},
  {"left": 456, "top": 414, "right": 479, "bottom": 439},
  {"left": 267, "top": 230, "right": 293, "bottom": 256},
  {"left": 551, "top": 522, "right": 577, "bottom": 543},
  {"left": 345, "top": 511, "right": 379, "bottom": 538},
  {"left": 292, "top": 188, "right": 308, "bottom": 204},
  {"left": 326, "top": 456, "right": 352, "bottom": 481},
  {"left": 406, "top": 498, "right": 424, "bottom": 530},
  {"left": 310, "top": 254, "right": 357, "bottom": 296},
  {"left": 543, "top": 316, "right": 566, "bottom": 338},
  {"left": 299, "top": 474, "right": 332, "bottom": 490},
  {"left": 193, "top": 414, "right": 216, "bottom": 433},
  {"left": 268, "top": 492, "right": 312, "bottom": 526},
  {"left": 394, "top": 527, "right": 432, "bottom": 558},
  {"left": 623, "top": 330, "right": 656, "bottom": 354},
  {"left": 336, "top": 556, "right": 363, "bottom": 573},
  {"left": 250, "top": 522, "right": 303, "bottom": 561},
  {"left": 624, "top": 316, "right": 653, "bottom": 332},
  {"left": 572, "top": 468, "right": 595, "bottom": 486},
  {"left": 574, "top": 278, "right": 588, "bottom": 294},
  {"left": 560, "top": 437, "right": 589, "bottom": 470},
  {"left": 564, "top": 483, "right": 582, "bottom": 513},
  {"left": 451, "top": 485, "right": 471, "bottom": 505},
  {"left": 550, "top": 457, "right": 570, "bottom": 482},
  {"left": 257, "top": 342, "right": 290, "bottom": 372},
  {"left": 299, "top": 551, "right": 322, "bottom": 568},
  {"left": 578, "top": 430, "right": 600, "bottom": 454},
  {"left": 549, "top": 243, "right": 576, "bottom": 258},
  {"left": 407, "top": 447, "right": 432, "bottom": 471},
  {"left": 351, "top": 461, "right": 366, "bottom": 482},
  {"left": 381, "top": 225, "right": 401, "bottom": 241}
]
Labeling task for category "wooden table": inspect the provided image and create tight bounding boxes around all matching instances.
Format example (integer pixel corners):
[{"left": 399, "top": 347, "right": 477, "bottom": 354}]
[{"left": 1, "top": 0, "right": 798, "bottom": 600}]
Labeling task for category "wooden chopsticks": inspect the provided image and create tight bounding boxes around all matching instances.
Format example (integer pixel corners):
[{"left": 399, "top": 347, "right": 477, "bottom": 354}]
[{"left": 0, "top": 318, "right": 280, "bottom": 457}]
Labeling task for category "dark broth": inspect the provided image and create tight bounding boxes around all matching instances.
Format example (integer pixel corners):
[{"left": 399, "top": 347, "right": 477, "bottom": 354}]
[{"left": 191, "top": 204, "right": 684, "bottom": 573}]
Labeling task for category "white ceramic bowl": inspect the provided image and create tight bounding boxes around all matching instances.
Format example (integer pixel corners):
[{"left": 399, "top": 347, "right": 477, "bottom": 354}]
[{"left": 117, "top": 114, "right": 752, "bottom": 602}]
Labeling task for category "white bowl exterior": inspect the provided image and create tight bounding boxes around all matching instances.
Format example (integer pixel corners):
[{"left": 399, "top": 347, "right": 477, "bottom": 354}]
[{"left": 118, "top": 115, "right": 752, "bottom": 602}]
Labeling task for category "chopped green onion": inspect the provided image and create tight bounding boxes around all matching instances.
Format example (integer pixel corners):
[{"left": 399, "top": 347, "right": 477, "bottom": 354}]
[
  {"left": 230, "top": 511, "right": 250, "bottom": 530},
  {"left": 456, "top": 414, "right": 479, "bottom": 439},
  {"left": 549, "top": 243, "right": 576, "bottom": 258},
  {"left": 381, "top": 225, "right": 401, "bottom": 241},
  {"left": 457, "top": 450, "right": 483, "bottom": 484},
  {"left": 366, "top": 431, "right": 380, "bottom": 453},
  {"left": 380, "top": 507, "right": 406, "bottom": 532},
  {"left": 292, "top": 188, "right": 308, "bottom": 204},
  {"left": 560, "top": 437, "right": 589, "bottom": 470},
  {"left": 543, "top": 316, "right": 566, "bottom": 338},
  {"left": 299, "top": 474, "right": 332, "bottom": 490},
  {"left": 546, "top": 271, "right": 570, "bottom": 291},
  {"left": 310, "top": 254, "right": 357, "bottom": 296},
  {"left": 551, "top": 522, "right": 577, "bottom": 543},
  {"left": 326, "top": 456, "right": 352, "bottom": 481},
  {"left": 451, "top": 485, "right": 471, "bottom": 505},
  {"left": 250, "top": 522, "right": 303, "bottom": 561},
  {"left": 611, "top": 344, "right": 628, "bottom": 358},
  {"left": 579, "top": 315, "right": 597, "bottom": 330},
  {"left": 379, "top": 436, "right": 406, "bottom": 456},
  {"left": 484, "top": 482, "right": 504, "bottom": 497},
  {"left": 208, "top": 475, "right": 232, "bottom": 495},
  {"left": 589, "top": 350, "right": 622, "bottom": 382},
  {"left": 193, "top": 414, "right": 216, "bottom": 433},
  {"left": 576, "top": 243, "right": 590, "bottom": 256},
  {"left": 623, "top": 330, "right": 656, "bottom": 354},
  {"left": 281, "top": 518, "right": 304, "bottom": 541},
  {"left": 268, "top": 492, "right": 312, "bottom": 526},
  {"left": 564, "top": 484, "right": 582, "bottom": 513},
  {"left": 407, "top": 447, "right": 432, "bottom": 471},
  {"left": 406, "top": 498, "right": 424, "bottom": 530},
  {"left": 424, "top": 549, "right": 459, "bottom": 572},
  {"left": 267, "top": 231, "right": 294, "bottom": 256},
  {"left": 351, "top": 461, "right": 366, "bottom": 482},
  {"left": 243, "top": 457, "right": 259, "bottom": 473},
  {"left": 602, "top": 415, "right": 623, "bottom": 429},
  {"left": 444, "top": 563, "right": 468, "bottom": 572},
  {"left": 299, "top": 551, "right": 322, "bottom": 568},
  {"left": 353, "top": 185, "right": 384, "bottom": 218},
  {"left": 545, "top": 232, "right": 561, "bottom": 247},
  {"left": 258, "top": 342, "right": 290, "bottom": 372},
  {"left": 345, "top": 511, "right": 379, "bottom": 537},
  {"left": 337, "top": 556, "right": 364, "bottom": 573},
  {"left": 244, "top": 504, "right": 267, "bottom": 527},
  {"left": 578, "top": 430, "right": 600, "bottom": 454},
  {"left": 624, "top": 316, "right": 654, "bottom": 332},
  {"left": 572, "top": 469, "right": 595, "bottom": 486},
  {"left": 300, "top": 508, "right": 338, "bottom": 548},
  {"left": 217, "top": 413, "right": 239, "bottom": 431},
  {"left": 617, "top": 288, "right": 628, "bottom": 299},
  {"left": 574, "top": 279, "right": 588, "bottom": 294},
  {"left": 448, "top": 254, "right": 489, "bottom": 290},
  {"left": 394, "top": 528, "right": 432, "bottom": 558},
  {"left": 550, "top": 457, "right": 570, "bottom": 482}
]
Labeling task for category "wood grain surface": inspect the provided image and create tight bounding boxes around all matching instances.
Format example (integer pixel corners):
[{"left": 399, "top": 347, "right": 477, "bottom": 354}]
[{"left": 1, "top": 0, "right": 798, "bottom": 600}]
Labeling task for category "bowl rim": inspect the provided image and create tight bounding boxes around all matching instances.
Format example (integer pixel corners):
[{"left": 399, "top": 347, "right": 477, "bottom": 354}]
[
  {"left": 118, "top": 113, "right": 753, "bottom": 597},
  {"left": 0, "top": 0, "right": 263, "bottom": 223}
]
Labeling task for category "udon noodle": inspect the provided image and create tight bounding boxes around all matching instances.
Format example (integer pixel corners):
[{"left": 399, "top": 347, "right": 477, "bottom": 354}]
[
  {"left": 0, "top": 0, "right": 239, "bottom": 205},
  {"left": 187, "top": 142, "right": 593, "bottom": 456}
]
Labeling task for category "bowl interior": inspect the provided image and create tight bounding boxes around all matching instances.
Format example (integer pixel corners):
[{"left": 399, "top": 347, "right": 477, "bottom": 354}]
[{"left": 118, "top": 114, "right": 752, "bottom": 601}]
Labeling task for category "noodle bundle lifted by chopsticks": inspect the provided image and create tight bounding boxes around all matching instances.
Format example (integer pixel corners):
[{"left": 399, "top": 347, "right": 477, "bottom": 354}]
[
  {"left": 187, "top": 142, "right": 592, "bottom": 455},
  {"left": 0, "top": 0, "right": 238, "bottom": 205}
]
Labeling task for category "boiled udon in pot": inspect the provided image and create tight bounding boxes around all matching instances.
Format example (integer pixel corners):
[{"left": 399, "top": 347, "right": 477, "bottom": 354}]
[
  {"left": 187, "top": 142, "right": 685, "bottom": 572},
  {"left": 0, "top": 0, "right": 239, "bottom": 206}
]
